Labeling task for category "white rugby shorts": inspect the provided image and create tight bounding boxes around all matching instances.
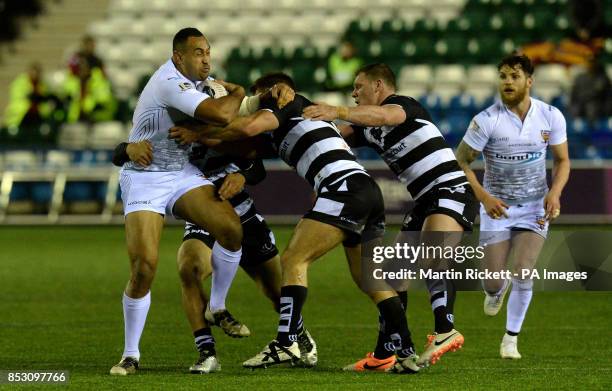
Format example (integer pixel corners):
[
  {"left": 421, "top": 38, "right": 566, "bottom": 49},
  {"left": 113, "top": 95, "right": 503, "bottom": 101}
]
[
  {"left": 119, "top": 162, "right": 213, "bottom": 216},
  {"left": 479, "top": 197, "right": 549, "bottom": 245}
]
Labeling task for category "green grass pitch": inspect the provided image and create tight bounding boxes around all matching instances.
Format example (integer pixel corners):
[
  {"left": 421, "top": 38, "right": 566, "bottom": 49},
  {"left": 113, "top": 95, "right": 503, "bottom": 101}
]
[{"left": 0, "top": 226, "right": 610, "bottom": 390}]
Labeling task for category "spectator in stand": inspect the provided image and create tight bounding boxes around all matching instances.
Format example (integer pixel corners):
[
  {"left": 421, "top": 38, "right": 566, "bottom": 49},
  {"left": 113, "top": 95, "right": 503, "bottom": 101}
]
[
  {"left": 522, "top": 0, "right": 605, "bottom": 67},
  {"left": 325, "top": 40, "right": 363, "bottom": 92},
  {"left": 3, "top": 62, "right": 60, "bottom": 129},
  {"left": 60, "top": 54, "right": 116, "bottom": 123},
  {"left": 68, "top": 35, "right": 105, "bottom": 75},
  {"left": 570, "top": 56, "right": 612, "bottom": 122}
]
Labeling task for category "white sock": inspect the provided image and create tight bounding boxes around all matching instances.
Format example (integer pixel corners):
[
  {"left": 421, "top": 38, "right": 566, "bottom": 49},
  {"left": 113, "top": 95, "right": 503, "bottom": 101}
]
[
  {"left": 122, "top": 291, "right": 151, "bottom": 360},
  {"left": 506, "top": 278, "right": 533, "bottom": 334},
  {"left": 209, "top": 242, "right": 242, "bottom": 312}
]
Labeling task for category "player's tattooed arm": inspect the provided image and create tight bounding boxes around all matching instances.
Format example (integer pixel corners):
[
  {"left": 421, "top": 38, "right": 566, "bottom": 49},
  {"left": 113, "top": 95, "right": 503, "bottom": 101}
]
[
  {"left": 303, "top": 103, "right": 406, "bottom": 127},
  {"left": 171, "top": 110, "right": 279, "bottom": 142},
  {"left": 456, "top": 140, "right": 508, "bottom": 219}
]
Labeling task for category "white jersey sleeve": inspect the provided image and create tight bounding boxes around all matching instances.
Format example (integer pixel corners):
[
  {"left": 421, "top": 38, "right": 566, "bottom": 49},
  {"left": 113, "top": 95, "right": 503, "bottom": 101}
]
[
  {"left": 157, "top": 78, "right": 211, "bottom": 117},
  {"left": 548, "top": 106, "right": 567, "bottom": 145},
  {"left": 462, "top": 116, "right": 490, "bottom": 152}
]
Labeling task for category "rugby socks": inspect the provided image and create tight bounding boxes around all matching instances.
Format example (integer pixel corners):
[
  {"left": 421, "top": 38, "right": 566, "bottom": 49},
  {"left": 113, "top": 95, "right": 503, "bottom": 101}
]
[
  {"left": 373, "top": 291, "right": 409, "bottom": 360},
  {"left": 377, "top": 296, "right": 414, "bottom": 358},
  {"left": 427, "top": 278, "right": 454, "bottom": 333},
  {"left": 374, "top": 314, "right": 395, "bottom": 359},
  {"left": 277, "top": 285, "right": 307, "bottom": 346},
  {"left": 506, "top": 278, "right": 533, "bottom": 334},
  {"left": 209, "top": 241, "right": 242, "bottom": 312},
  {"left": 122, "top": 291, "right": 151, "bottom": 360},
  {"left": 398, "top": 290, "right": 408, "bottom": 312},
  {"left": 194, "top": 327, "right": 215, "bottom": 354}
]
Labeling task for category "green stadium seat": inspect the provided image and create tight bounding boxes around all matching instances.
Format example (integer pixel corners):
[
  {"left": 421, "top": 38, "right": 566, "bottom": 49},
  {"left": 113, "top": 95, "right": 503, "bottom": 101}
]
[
  {"left": 498, "top": 7, "right": 524, "bottom": 31},
  {"left": 464, "top": 8, "right": 491, "bottom": 31},
  {"left": 474, "top": 33, "right": 506, "bottom": 63},
  {"left": 257, "top": 47, "right": 287, "bottom": 75},
  {"left": 442, "top": 34, "right": 472, "bottom": 64}
]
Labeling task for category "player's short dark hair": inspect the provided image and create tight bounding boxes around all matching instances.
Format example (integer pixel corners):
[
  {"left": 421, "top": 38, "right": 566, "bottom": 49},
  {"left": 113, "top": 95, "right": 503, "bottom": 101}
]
[
  {"left": 250, "top": 72, "right": 296, "bottom": 94},
  {"left": 173, "top": 27, "right": 204, "bottom": 51},
  {"left": 497, "top": 53, "right": 534, "bottom": 76},
  {"left": 356, "top": 63, "right": 397, "bottom": 90}
]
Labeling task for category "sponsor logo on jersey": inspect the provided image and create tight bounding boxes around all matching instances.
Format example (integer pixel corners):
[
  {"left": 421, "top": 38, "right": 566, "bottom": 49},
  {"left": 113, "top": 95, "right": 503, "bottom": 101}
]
[
  {"left": 387, "top": 142, "right": 406, "bottom": 157},
  {"left": 468, "top": 119, "right": 480, "bottom": 133},
  {"left": 541, "top": 129, "right": 551, "bottom": 143},
  {"left": 490, "top": 136, "right": 510, "bottom": 144},
  {"left": 494, "top": 151, "right": 543, "bottom": 163},
  {"left": 178, "top": 82, "right": 193, "bottom": 91}
]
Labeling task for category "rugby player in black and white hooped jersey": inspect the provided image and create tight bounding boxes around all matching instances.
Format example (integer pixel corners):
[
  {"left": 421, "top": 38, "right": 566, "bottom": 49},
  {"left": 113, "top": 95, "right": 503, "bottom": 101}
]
[
  {"left": 455, "top": 54, "right": 570, "bottom": 359},
  {"left": 303, "top": 63, "right": 479, "bottom": 369},
  {"left": 170, "top": 72, "right": 421, "bottom": 374}
]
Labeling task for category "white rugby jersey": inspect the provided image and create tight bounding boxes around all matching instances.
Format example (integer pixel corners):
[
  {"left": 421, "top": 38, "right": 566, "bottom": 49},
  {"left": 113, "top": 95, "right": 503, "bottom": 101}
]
[
  {"left": 124, "top": 59, "right": 212, "bottom": 172},
  {"left": 463, "top": 98, "right": 567, "bottom": 203}
]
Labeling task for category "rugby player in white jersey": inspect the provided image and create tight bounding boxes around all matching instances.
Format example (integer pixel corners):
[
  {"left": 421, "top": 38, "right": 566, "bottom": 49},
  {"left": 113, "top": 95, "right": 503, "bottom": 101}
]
[
  {"left": 110, "top": 28, "right": 249, "bottom": 375},
  {"left": 455, "top": 53, "right": 570, "bottom": 359}
]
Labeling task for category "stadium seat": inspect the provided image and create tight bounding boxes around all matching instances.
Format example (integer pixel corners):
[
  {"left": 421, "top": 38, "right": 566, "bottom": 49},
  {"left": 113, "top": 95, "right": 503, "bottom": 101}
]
[
  {"left": 46, "top": 151, "right": 71, "bottom": 168},
  {"left": 532, "top": 86, "right": 560, "bottom": 103},
  {"left": 473, "top": 33, "right": 505, "bottom": 63},
  {"left": 58, "top": 123, "right": 90, "bottom": 150},
  {"left": 550, "top": 93, "right": 568, "bottom": 113},
  {"left": 434, "top": 65, "right": 466, "bottom": 88},
  {"left": 398, "top": 65, "right": 433, "bottom": 92},
  {"left": 310, "top": 92, "right": 348, "bottom": 107},
  {"left": 534, "top": 64, "right": 568, "bottom": 89},
  {"left": 418, "top": 92, "right": 444, "bottom": 123},
  {"left": 106, "top": 67, "right": 140, "bottom": 100},
  {"left": 89, "top": 122, "right": 127, "bottom": 150},
  {"left": 4, "top": 151, "right": 39, "bottom": 169},
  {"left": 441, "top": 34, "right": 471, "bottom": 63},
  {"left": 466, "top": 65, "right": 498, "bottom": 87},
  {"left": 466, "top": 85, "right": 497, "bottom": 108}
]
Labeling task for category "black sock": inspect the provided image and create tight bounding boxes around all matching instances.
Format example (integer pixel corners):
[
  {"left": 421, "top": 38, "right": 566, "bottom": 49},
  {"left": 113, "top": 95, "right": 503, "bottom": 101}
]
[
  {"left": 276, "top": 285, "right": 307, "bottom": 346},
  {"left": 427, "top": 278, "right": 454, "bottom": 333},
  {"left": 377, "top": 296, "right": 414, "bottom": 358},
  {"left": 398, "top": 290, "right": 408, "bottom": 312},
  {"left": 373, "top": 314, "right": 395, "bottom": 360},
  {"left": 445, "top": 279, "right": 456, "bottom": 321},
  {"left": 194, "top": 327, "right": 215, "bottom": 354},
  {"left": 506, "top": 330, "right": 519, "bottom": 336}
]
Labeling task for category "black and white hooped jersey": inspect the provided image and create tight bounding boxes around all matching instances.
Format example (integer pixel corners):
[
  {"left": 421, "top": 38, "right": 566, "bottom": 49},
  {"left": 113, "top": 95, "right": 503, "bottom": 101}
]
[
  {"left": 261, "top": 95, "right": 366, "bottom": 193},
  {"left": 352, "top": 94, "right": 467, "bottom": 200}
]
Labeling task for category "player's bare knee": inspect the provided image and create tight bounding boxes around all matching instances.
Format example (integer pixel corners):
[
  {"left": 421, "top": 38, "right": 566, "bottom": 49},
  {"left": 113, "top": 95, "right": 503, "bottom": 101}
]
[
  {"left": 214, "top": 219, "right": 243, "bottom": 251},
  {"left": 177, "top": 247, "right": 208, "bottom": 283}
]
